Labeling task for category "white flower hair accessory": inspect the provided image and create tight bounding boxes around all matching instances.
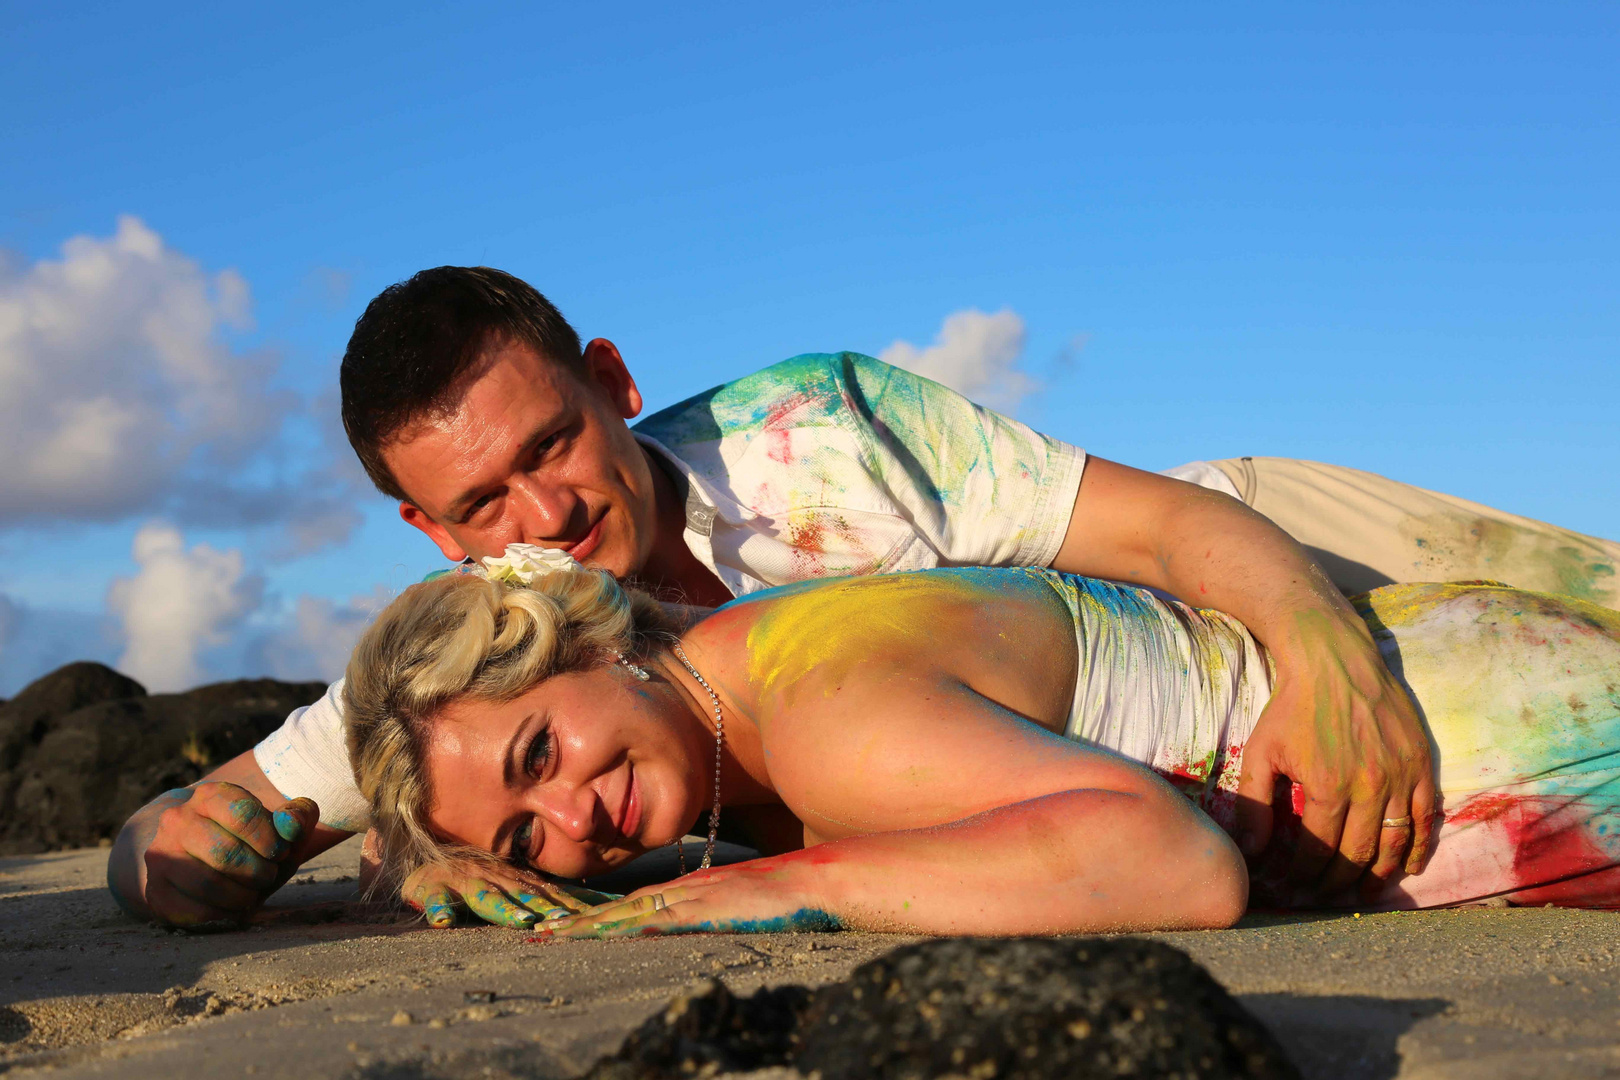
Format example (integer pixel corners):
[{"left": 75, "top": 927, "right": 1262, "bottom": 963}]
[{"left": 475, "top": 543, "right": 584, "bottom": 586}]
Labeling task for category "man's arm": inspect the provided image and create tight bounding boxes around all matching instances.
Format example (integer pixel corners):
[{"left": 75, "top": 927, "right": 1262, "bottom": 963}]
[
  {"left": 1053, "top": 456, "right": 1435, "bottom": 897},
  {"left": 108, "top": 750, "right": 353, "bottom": 924}
]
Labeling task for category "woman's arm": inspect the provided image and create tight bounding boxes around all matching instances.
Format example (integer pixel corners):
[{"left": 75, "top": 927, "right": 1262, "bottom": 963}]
[
  {"left": 541, "top": 779, "right": 1245, "bottom": 938},
  {"left": 541, "top": 675, "right": 1246, "bottom": 938}
]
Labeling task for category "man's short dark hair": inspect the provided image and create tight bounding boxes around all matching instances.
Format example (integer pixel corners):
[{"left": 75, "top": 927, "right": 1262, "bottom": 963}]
[{"left": 340, "top": 266, "right": 584, "bottom": 501}]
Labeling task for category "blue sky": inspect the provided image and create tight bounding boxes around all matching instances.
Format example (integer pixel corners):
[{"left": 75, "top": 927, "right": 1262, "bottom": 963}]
[{"left": 1, "top": 3, "right": 1616, "bottom": 693}]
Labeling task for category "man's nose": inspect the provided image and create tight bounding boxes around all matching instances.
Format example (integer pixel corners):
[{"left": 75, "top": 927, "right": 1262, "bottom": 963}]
[
  {"left": 508, "top": 475, "right": 579, "bottom": 543},
  {"left": 532, "top": 783, "right": 599, "bottom": 844}
]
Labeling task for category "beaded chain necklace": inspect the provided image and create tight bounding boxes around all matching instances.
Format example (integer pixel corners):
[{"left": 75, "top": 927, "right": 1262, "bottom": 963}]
[{"left": 669, "top": 642, "right": 724, "bottom": 873}]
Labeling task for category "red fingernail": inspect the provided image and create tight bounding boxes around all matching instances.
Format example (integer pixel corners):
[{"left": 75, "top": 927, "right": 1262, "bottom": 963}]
[{"left": 525, "top": 930, "right": 555, "bottom": 944}]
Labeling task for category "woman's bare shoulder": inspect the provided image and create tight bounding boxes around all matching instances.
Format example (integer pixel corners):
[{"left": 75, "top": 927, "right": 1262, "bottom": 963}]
[{"left": 713, "top": 569, "right": 1066, "bottom": 705}]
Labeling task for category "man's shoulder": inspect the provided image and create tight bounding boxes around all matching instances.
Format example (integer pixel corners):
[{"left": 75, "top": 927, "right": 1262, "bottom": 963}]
[{"left": 633, "top": 351, "right": 904, "bottom": 449}]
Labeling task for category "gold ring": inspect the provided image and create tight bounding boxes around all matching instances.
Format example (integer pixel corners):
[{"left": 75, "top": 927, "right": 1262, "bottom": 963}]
[
  {"left": 1381, "top": 816, "right": 1413, "bottom": 828},
  {"left": 651, "top": 893, "right": 667, "bottom": 912}
]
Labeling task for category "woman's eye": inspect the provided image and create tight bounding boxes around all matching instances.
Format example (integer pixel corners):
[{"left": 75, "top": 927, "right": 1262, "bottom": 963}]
[
  {"left": 525, "top": 728, "right": 553, "bottom": 778},
  {"left": 511, "top": 820, "right": 533, "bottom": 867}
]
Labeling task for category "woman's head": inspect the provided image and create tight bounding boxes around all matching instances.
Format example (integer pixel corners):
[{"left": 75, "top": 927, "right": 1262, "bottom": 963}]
[{"left": 344, "top": 567, "right": 701, "bottom": 888}]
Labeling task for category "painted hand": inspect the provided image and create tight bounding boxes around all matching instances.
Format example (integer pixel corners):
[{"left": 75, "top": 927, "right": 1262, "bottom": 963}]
[
  {"left": 131, "top": 783, "right": 320, "bottom": 926},
  {"left": 533, "top": 857, "right": 841, "bottom": 939},
  {"left": 1235, "top": 609, "right": 1436, "bottom": 901},
  {"left": 400, "top": 861, "right": 614, "bottom": 929}
]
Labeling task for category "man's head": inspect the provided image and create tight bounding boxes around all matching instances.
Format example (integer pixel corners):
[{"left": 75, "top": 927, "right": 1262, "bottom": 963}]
[{"left": 341, "top": 266, "right": 660, "bottom": 575}]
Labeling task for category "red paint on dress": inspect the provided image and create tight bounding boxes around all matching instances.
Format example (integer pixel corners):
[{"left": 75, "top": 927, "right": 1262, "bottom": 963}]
[{"left": 1446, "top": 791, "right": 1620, "bottom": 908}]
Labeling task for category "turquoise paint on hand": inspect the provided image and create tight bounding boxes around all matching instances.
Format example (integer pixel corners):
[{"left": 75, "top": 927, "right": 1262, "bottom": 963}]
[{"left": 271, "top": 809, "right": 302, "bottom": 844}]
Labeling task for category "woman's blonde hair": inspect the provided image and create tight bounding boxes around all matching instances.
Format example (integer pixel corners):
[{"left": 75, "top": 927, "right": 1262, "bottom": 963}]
[{"left": 343, "top": 568, "right": 672, "bottom": 892}]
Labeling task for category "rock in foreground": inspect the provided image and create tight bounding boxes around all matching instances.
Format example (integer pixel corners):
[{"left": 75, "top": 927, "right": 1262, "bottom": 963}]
[{"left": 587, "top": 936, "right": 1299, "bottom": 1080}]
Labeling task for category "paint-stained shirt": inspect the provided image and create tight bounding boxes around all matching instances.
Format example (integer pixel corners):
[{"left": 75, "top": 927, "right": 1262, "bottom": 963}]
[
  {"left": 253, "top": 352, "right": 1086, "bottom": 830},
  {"left": 632, "top": 352, "right": 1086, "bottom": 596}
]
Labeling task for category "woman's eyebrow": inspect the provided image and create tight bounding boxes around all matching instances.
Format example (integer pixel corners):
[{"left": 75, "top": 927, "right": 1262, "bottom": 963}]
[{"left": 500, "top": 712, "right": 539, "bottom": 786}]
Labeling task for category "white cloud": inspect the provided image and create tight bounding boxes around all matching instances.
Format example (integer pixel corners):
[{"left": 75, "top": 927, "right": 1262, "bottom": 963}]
[
  {"left": 0, "top": 216, "right": 298, "bottom": 522},
  {"left": 252, "top": 588, "right": 391, "bottom": 683},
  {"left": 106, "top": 523, "right": 264, "bottom": 692},
  {"left": 879, "top": 308, "right": 1037, "bottom": 413},
  {"left": 0, "top": 217, "right": 378, "bottom": 559}
]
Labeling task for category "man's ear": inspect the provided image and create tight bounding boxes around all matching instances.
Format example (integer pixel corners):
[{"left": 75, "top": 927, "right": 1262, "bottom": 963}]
[
  {"left": 399, "top": 502, "right": 469, "bottom": 563},
  {"left": 582, "top": 338, "right": 644, "bottom": 420}
]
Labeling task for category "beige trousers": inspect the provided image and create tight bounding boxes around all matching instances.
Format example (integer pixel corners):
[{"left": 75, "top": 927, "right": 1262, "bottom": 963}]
[{"left": 1209, "top": 457, "right": 1620, "bottom": 611}]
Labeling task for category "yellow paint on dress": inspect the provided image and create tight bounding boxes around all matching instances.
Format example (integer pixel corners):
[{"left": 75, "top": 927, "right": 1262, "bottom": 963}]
[{"left": 742, "top": 571, "right": 994, "bottom": 706}]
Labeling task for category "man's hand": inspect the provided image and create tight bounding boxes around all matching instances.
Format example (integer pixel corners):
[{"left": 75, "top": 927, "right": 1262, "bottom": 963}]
[
  {"left": 400, "top": 861, "right": 613, "bottom": 928},
  {"left": 116, "top": 784, "right": 321, "bottom": 925},
  {"left": 1235, "top": 609, "right": 1437, "bottom": 900},
  {"left": 1052, "top": 457, "right": 1441, "bottom": 901}
]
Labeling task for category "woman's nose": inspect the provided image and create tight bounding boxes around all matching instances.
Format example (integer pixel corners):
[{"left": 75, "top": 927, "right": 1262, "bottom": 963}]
[
  {"left": 533, "top": 783, "right": 599, "bottom": 844},
  {"left": 508, "top": 475, "right": 579, "bottom": 543}
]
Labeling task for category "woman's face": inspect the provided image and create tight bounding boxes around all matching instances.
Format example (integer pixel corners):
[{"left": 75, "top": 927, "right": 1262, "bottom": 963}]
[{"left": 421, "top": 661, "right": 706, "bottom": 879}]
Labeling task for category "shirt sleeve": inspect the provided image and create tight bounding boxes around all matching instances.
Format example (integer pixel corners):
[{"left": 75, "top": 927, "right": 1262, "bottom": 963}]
[
  {"left": 841, "top": 354, "right": 1086, "bottom": 568},
  {"left": 252, "top": 679, "right": 371, "bottom": 833}
]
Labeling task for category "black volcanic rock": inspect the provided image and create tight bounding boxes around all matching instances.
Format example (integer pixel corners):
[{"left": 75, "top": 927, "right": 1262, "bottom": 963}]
[
  {"left": 585, "top": 936, "right": 1297, "bottom": 1080},
  {"left": 795, "top": 936, "right": 1298, "bottom": 1080},
  {"left": 584, "top": 977, "right": 811, "bottom": 1079},
  {"left": 0, "top": 662, "right": 324, "bottom": 854}
]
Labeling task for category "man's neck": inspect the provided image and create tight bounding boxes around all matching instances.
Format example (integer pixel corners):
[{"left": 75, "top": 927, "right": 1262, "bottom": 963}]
[{"left": 631, "top": 445, "right": 734, "bottom": 609}]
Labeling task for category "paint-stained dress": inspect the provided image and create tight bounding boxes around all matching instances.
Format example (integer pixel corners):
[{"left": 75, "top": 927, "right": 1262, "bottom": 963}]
[{"left": 1034, "top": 570, "right": 1620, "bottom": 909}]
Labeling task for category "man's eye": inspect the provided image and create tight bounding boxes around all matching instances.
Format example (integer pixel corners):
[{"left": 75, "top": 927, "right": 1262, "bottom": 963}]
[
  {"left": 531, "top": 433, "right": 560, "bottom": 463},
  {"left": 525, "top": 728, "right": 553, "bottom": 778}
]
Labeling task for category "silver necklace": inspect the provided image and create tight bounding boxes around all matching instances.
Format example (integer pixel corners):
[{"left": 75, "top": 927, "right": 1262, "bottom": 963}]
[{"left": 670, "top": 642, "right": 724, "bottom": 873}]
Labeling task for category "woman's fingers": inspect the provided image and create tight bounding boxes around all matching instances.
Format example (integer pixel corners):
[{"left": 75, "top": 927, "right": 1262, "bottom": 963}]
[
  {"left": 544, "top": 895, "right": 690, "bottom": 939},
  {"left": 562, "top": 885, "right": 625, "bottom": 907},
  {"left": 511, "top": 889, "right": 577, "bottom": 921},
  {"left": 413, "top": 884, "right": 458, "bottom": 928},
  {"left": 462, "top": 884, "right": 538, "bottom": 928},
  {"left": 541, "top": 889, "right": 679, "bottom": 933}
]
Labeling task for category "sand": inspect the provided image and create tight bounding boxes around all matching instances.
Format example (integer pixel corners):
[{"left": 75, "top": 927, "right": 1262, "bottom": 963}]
[{"left": 3, "top": 837, "right": 1619, "bottom": 1079}]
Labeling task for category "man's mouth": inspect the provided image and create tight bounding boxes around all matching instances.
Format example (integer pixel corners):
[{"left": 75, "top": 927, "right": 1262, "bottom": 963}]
[{"left": 564, "top": 516, "right": 605, "bottom": 563}]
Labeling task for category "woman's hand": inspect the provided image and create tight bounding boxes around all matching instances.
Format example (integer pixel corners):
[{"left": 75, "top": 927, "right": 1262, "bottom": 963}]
[
  {"left": 401, "top": 861, "right": 616, "bottom": 928},
  {"left": 531, "top": 857, "right": 841, "bottom": 938}
]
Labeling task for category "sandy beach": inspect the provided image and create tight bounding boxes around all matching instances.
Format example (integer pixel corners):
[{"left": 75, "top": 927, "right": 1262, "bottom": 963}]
[{"left": 1, "top": 836, "right": 1617, "bottom": 1079}]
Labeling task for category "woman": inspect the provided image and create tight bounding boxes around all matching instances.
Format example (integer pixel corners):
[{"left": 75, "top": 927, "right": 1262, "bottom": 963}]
[{"left": 344, "top": 548, "right": 1620, "bottom": 937}]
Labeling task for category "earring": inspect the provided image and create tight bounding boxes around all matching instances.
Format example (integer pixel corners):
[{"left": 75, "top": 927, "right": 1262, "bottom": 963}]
[{"left": 616, "top": 652, "right": 651, "bottom": 681}]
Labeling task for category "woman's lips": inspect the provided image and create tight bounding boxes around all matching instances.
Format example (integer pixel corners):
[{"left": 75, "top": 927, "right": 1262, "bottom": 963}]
[
  {"left": 565, "top": 516, "right": 605, "bottom": 562},
  {"left": 620, "top": 766, "right": 642, "bottom": 842}
]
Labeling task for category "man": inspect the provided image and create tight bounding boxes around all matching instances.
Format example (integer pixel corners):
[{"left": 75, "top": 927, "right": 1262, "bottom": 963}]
[{"left": 109, "top": 267, "right": 1620, "bottom": 928}]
